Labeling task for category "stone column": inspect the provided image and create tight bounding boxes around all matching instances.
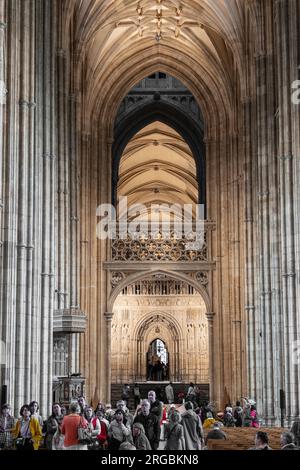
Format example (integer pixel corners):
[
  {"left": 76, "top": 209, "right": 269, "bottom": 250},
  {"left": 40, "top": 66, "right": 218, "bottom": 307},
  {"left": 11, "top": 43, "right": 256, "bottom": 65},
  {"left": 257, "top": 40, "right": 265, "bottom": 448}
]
[
  {"left": 0, "top": 0, "right": 6, "bottom": 393},
  {"left": 104, "top": 312, "right": 113, "bottom": 402},
  {"left": 206, "top": 312, "right": 215, "bottom": 401},
  {"left": 137, "top": 338, "right": 142, "bottom": 380},
  {"left": 56, "top": 47, "right": 69, "bottom": 313},
  {"left": 0, "top": 0, "right": 20, "bottom": 413},
  {"left": 35, "top": 0, "right": 57, "bottom": 417},
  {"left": 0, "top": 9, "right": 6, "bottom": 230},
  {"left": 173, "top": 336, "right": 178, "bottom": 382},
  {"left": 69, "top": 92, "right": 79, "bottom": 310},
  {"left": 252, "top": 2, "right": 284, "bottom": 422},
  {"left": 242, "top": 95, "right": 257, "bottom": 399},
  {"left": 275, "top": 0, "right": 299, "bottom": 424}
]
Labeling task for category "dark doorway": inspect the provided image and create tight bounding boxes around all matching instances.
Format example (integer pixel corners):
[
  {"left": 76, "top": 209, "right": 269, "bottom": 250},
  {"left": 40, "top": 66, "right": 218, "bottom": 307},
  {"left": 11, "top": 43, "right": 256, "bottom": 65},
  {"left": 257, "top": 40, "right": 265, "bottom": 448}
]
[{"left": 147, "top": 339, "right": 169, "bottom": 381}]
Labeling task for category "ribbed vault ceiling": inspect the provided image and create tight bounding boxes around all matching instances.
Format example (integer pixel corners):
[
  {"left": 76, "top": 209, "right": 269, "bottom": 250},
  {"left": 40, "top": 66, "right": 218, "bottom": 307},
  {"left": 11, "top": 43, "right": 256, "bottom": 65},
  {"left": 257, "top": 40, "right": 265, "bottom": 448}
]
[
  {"left": 118, "top": 121, "right": 198, "bottom": 221},
  {"left": 62, "top": 0, "right": 249, "bottom": 126}
]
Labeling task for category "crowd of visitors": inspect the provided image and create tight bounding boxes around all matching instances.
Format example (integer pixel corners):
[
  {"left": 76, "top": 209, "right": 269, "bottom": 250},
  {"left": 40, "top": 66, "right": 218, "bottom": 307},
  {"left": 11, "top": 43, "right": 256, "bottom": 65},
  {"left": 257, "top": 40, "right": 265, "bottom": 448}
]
[{"left": 0, "top": 390, "right": 300, "bottom": 451}]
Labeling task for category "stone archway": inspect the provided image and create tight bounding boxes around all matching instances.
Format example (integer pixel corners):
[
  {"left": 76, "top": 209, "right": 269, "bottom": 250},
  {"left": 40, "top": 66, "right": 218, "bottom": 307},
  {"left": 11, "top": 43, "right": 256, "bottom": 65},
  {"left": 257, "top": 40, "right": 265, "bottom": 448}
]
[
  {"left": 147, "top": 339, "right": 169, "bottom": 381},
  {"left": 110, "top": 273, "right": 211, "bottom": 388},
  {"left": 134, "top": 311, "right": 183, "bottom": 383},
  {"left": 112, "top": 96, "right": 206, "bottom": 206}
]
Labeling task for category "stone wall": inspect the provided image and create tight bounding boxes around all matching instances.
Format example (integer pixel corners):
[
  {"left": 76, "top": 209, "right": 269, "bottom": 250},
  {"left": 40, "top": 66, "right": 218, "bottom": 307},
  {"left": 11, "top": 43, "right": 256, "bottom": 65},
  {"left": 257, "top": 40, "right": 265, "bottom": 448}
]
[{"left": 112, "top": 293, "right": 209, "bottom": 385}]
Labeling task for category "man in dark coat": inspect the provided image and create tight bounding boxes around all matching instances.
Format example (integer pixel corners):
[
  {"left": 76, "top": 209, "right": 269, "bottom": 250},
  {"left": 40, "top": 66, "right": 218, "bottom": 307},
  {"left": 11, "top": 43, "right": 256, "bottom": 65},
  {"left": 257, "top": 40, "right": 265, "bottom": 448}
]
[
  {"left": 133, "top": 399, "right": 161, "bottom": 450},
  {"left": 148, "top": 390, "right": 163, "bottom": 422}
]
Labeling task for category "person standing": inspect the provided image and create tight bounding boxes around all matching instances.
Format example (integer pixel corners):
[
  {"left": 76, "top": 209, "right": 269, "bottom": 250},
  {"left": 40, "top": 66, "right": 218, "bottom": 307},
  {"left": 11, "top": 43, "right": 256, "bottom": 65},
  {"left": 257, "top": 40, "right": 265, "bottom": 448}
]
[
  {"left": 108, "top": 410, "right": 132, "bottom": 450},
  {"left": 233, "top": 401, "right": 243, "bottom": 427},
  {"left": 61, "top": 402, "right": 88, "bottom": 450},
  {"left": 164, "top": 409, "right": 185, "bottom": 450},
  {"left": 147, "top": 360, "right": 153, "bottom": 381},
  {"left": 132, "top": 422, "right": 152, "bottom": 450},
  {"left": 223, "top": 406, "right": 235, "bottom": 427},
  {"left": 45, "top": 403, "right": 64, "bottom": 450},
  {"left": 116, "top": 400, "right": 134, "bottom": 428},
  {"left": 122, "top": 384, "right": 131, "bottom": 406},
  {"left": 95, "top": 408, "right": 109, "bottom": 449},
  {"left": 77, "top": 396, "right": 87, "bottom": 416},
  {"left": 84, "top": 405, "right": 101, "bottom": 447},
  {"left": 165, "top": 382, "right": 174, "bottom": 404},
  {"left": 0, "top": 404, "right": 16, "bottom": 449},
  {"left": 133, "top": 399, "right": 161, "bottom": 450},
  {"left": 148, "top": 390, "right": 163, "bottom": 422},
  {"left": 29, "top": 401, "right": 43, "bottom": 428},
  {"left": 250, "top": 405, "right": 259, "bottom": 428},
  {"left": 133, "top": 384, "right": 141, "bottom": 409},
  {"left": 156, "top": 359, "right": 163, "bottom": 381},
  {"left": 13, "top": 404, "right": 42, "bottom": 450},
  {"left": 181, "top": 402, "right": 203, "bottom": 450}
]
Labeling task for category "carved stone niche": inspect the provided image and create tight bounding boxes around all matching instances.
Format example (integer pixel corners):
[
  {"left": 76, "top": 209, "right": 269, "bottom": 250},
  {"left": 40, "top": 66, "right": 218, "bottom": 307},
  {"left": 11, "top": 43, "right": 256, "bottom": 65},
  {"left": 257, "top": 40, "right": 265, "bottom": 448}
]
[{"left": 111, "top": 271, "right": 125, "bottom": 288}]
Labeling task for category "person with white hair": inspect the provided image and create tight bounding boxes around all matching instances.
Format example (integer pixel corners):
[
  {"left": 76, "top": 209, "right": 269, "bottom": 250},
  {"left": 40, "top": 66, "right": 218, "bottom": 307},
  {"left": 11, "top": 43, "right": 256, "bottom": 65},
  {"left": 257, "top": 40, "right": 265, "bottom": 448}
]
[
  {"left": 223, "top": 406, "right": 235, "bottom": 427},
  {"left": 148, "top": 390, "right": 163, "bottom": 422},
  {"left": 133, "top": 399, "right": 160, "bottom": 450},
  {"left": 119, "top": 441, "right": 136, "bottom": 450}
]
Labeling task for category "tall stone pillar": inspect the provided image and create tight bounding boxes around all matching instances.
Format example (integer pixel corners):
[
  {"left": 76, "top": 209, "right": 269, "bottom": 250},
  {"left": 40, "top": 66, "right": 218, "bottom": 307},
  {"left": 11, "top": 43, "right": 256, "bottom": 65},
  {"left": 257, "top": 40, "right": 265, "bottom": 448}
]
[
  {"left": 35, "top": 0, "right": 57, "bottom": 417},
  {"left": 69, "top": 92, "right": 79, "bottom": 311},
  {"left": 206, "top": 312, "right": 215, "bottom": 402},
  {"left": 104, "top": 312, "right": 113, "bottom": 402},
  {"left": 242, "top": 95, "right": 257, "bottom": 400},
  {"left": 251, "top": 2, "right": 285, "bottom": 423},
  {"left": 275, "top": 0, "right": 300, "bottom": 424},
  {"left": 0, "top": 0, "right": 7, "bottom": 391},
  {"left": 0, "top": 7, "right": 6, "bottom": 226},
  {"left": 56, "top": 47, "right": 69, "bottom": 313}
]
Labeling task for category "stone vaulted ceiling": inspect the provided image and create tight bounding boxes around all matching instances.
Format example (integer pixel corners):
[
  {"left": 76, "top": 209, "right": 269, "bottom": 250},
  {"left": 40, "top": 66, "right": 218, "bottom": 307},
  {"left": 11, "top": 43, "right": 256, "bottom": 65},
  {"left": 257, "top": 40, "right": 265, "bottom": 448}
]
[
  {"left": 118, "top": 121, "right": 198, "bottom": 219},
  {"left": 62, "top": 0, "right": 248, "bottom": 133}
]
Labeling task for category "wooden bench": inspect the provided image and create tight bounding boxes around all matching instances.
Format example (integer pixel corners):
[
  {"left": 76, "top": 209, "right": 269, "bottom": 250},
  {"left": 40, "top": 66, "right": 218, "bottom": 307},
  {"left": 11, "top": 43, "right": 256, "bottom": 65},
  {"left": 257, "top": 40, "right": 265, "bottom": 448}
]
[{"left": 206, "top": 427, "right": 285, "bottom": 450}]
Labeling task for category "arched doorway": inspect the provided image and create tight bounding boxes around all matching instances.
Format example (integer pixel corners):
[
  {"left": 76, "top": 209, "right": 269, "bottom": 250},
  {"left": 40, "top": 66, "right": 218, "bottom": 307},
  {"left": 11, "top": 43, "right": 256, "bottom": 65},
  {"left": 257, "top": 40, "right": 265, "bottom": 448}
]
[
  {"left": 147, "top": 339, "right": 169, "bottom": 381},
  {"left": 110, "top": 277, "right": 210, "bottom": 385}
]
